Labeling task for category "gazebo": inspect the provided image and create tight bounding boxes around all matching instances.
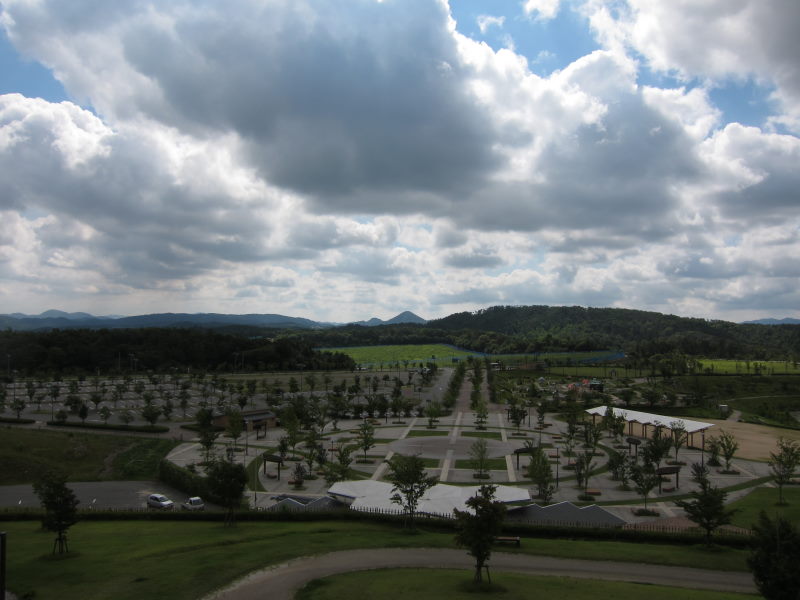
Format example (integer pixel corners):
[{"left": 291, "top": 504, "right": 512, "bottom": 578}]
[{"left": 585, "top": 406, "right": 715, "bottom": 450}]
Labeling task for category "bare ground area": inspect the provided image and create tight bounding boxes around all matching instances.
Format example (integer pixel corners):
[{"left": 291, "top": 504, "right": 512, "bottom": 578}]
[{"left": 702, "top": 419, "right": 800, "bottom": 461}]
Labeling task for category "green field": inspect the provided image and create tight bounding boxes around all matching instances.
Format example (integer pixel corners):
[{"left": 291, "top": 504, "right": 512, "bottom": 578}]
[
  {"left": 0, "top": 427, "right": 178, "bottom": 484},
  {"left": 297, "top": 568, "right": 752, "bottom": 600},
  {"left": 727, "top": 486, "right": 800, "bottom": 529},
  {"left": 319, "top": 345, "right": 622, "bottom": 370},
  {"left": 1, "top": 520, "right": 751, "bottom": 599},
  {"left": 697, "top": 359, "right": 800, "bottom": 376}
]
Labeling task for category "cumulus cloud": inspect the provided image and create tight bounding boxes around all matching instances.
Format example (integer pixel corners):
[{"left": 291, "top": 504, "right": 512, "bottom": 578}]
[{"left": 0, "top": 0, "right": 798, "bottom": 321}]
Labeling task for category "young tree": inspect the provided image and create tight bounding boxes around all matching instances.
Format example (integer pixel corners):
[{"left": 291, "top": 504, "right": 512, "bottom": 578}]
[
  {"left": 323, "top": 444, "right": 354, "bottom": 486},
  {"left": 769, "top": 438, "right": 800, "bottom": 505},
  {"left": 454, "top": 485, "right": 507, "bottom": 584},
  {"left": 140, "top": 403, "right": 161, "bottom": 427},
  {"left": 526, "top": 446, "right": 555, "bottom": 503},
  {"left": 10, "top": 396, "right": 26, "bottom": 420},
  {"left": 469, "top": 438, "right": 490, "bottom": 480},
  {"left": 632, "top": 462, "right": 660, "bottom": 510},
  {"left": 78, "top": 402, "right": 89, "bottom": 424},
  {"left": 574, "top": 450, "right": 595, "bottom": 494},
  {"left": 118, "top": 409, "right": 134, "bottom": 427},
  {"left": 225, "top": 409, "right": 244, "bottom": 452},
  {"left": 425, "top": 401, "right": 442, "bottom": 429},
  {"left": 670, "top": 421, "right": 688, "bottom": 463},
  {"left": 356, "top": 420, "right": 375, "bottom": 462},
  {"left": 33, "top": 471, "right": 79, "bottom": 554},
  {"left": 291, "top": 462, "right": 306, "bottom": 489},
  {"left": 676, "top": 462, "right": 736, "bottom": 544},
  {"left": 717, "top": 430, "right": 739, "bottom": 472},
  {"left": 281, "top": 407, "right": 301, "bottom": 459},
  {"left": 747, "top": 512, "right": 800, "bottom": 600},
  {"left": 99, "top": 405, "right": 112, "bottom": 424},
  {"left": 206, "top": 458, "right": 248, "bottom": 526},
  {"left": 385, "top": 454, "right": 437, "bottom": 529},
  {"left": 474, "top": 400, "right": 488, "bottom": 430}
]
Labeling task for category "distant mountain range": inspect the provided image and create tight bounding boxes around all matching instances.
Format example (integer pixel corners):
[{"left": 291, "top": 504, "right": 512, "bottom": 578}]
[
  {"left": 741, "top": 318, "right": 800, "bottom": 325},
  {"left": 0, "top": 310, "right": 427, "bottom": 331}
]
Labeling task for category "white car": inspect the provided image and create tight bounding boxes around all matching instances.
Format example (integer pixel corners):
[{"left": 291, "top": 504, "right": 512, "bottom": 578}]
[
  {"left": 181, "top": 496, "right": 205, "bottom": 511},
  {"left": 146, "top": 493, "right": 174, "bottom": 509}
]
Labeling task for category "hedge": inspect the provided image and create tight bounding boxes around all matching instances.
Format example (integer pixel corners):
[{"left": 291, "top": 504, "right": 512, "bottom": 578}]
[{"left": 47, "top": 420, "right": 170, "bottom": 433}]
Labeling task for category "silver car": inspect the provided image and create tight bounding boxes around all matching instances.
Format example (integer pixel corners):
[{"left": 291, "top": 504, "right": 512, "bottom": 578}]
[
  {"left": 146, "top": 493, "right": 174, "bottom": 509},
  {"left": 181, "top": 496, "right": 205, "bottom": 511}
]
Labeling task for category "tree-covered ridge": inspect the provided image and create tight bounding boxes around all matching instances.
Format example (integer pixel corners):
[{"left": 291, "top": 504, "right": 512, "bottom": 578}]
[
  {"left": 293, "top": 305, "right": 800, "bottom": 359},
  {"left": 0, "top": 328, "right": 354, "bottom": 376},
  {"left": 426, "top": 305, "right": 800, "bottom": 358}
]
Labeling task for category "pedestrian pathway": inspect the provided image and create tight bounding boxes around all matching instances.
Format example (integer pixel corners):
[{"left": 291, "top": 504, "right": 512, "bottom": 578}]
[{"left": 203, "top": 548, "right": 757, "bottom": 600}]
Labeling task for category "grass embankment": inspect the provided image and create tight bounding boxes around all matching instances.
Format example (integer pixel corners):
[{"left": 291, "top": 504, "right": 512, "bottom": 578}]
[
  {"left": 2, "top": 520, "right": 751, "bottom": 600},
  {"left": 297, "top": 568, "right": 752, "bottom": 600},
  {"left": 727, "top": 486, "right": 800, "bottom": 528},
  {"left": 0, "top": 427, "right": 178, "bottom": 484}
]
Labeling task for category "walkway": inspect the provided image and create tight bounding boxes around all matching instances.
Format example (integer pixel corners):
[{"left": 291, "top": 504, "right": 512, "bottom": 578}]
[{"left": 203, "top": 548, "right": 757, "bottom": 599}]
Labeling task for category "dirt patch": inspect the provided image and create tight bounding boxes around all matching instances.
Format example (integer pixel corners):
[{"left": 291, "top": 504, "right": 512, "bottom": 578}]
[{"left": 703, "top": 419, "right": 800, "bottom": 461}]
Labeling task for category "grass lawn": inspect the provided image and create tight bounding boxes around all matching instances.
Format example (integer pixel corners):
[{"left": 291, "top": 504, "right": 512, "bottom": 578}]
[
  {"left": 318, "top": 344, "right": 474, "bottom": 366},
  {"left": 405, "top": 430, "right": 449, "bottom": 437},
  {"left": 296, "top": 568, "right": 753, "bottom": 600},
  {"left": 728, "top": 486, "right": 800, "bottom": 528},
  {"left": 0, "top": 427, "right": 178, "bottom": 484},
  {"left": 461, "top": 431, "right": 502, "bottom": 440},
  {"left": 1, "top": 519, "right": 752, "bottom": 599}
]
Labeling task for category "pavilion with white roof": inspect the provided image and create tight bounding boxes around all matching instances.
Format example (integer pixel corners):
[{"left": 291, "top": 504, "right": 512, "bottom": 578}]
[
  {"left": 328, "top": 480, "right": 530, "bottom": 518},
  {"left": 585, "top": 405, "right": 715, "bottom": 448}
]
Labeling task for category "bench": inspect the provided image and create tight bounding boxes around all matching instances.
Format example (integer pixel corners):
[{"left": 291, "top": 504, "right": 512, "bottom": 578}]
[
  {"left": 266, "top": 472, "right": 277, "bottom": 479},
  {"left": 585, "top": 489, "right": 601, "bottom": 496},
  {"left": 548, "top": 452, "right": 559, "bottom": 459},
  {"left": 494, "top": 536, "right": 521, "bottom": 547}
]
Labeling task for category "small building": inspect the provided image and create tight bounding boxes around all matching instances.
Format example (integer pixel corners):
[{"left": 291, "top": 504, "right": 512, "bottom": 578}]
[{"left": 213, "top": 409, "right": 278, "bottom": 432}]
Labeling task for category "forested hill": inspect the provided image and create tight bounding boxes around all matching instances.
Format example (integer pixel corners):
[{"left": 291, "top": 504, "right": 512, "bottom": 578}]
[{"left": 426, "top": 305, "right": 800, "bottom": 358}]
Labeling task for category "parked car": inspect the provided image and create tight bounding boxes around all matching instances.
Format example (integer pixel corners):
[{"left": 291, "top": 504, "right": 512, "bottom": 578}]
[
  {"left": 146, "top": 493, "right": 174, "bottom": 509},
  {"left": 181, "top": 496, "right": 205, "bottom": 511}
]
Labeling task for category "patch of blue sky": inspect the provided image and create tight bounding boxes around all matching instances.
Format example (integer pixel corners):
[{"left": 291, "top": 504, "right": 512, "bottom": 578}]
[
  {"left": 636, "top": 60, "right": 778, "bottom": 130},
  {"left": 0, "top": 29, "right": 67, "bottom": 102},
  {"left": 449, "top": 0, "right": 599, "bottom": 76}
]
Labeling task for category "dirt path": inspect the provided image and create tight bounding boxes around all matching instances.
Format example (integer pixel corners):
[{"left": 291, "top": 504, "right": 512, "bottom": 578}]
[
  {"left": 202, "top": 548, "right": 757, "bottom": 599},
  {"left": 702, "top": 418, "right": 800, "bottom": 460}
]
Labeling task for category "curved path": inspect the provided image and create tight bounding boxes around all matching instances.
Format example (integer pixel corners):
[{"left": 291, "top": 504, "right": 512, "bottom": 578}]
[{"left": 202, "top": 548, "right": 756, "bottom": 599}]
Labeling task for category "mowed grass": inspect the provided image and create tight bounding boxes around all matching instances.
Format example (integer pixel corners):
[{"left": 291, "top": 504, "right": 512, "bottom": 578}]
[
  {"left": 319, "top": 344, "right": 474, "bottom": 366},
  {"left": 728, "top": 486, "right": 800, "bottom": 529},
  {"left": 296, "top": 568, "right": 752, "bottom": 600},
  {"left": 1, "top": 520, "right": 752, "bottom": 600},
  {"left": 0, "top": 427, "right": 178, "bottom": 484},
  {"left": 697, "top": 358, "right": 800, "bottom": 375}
]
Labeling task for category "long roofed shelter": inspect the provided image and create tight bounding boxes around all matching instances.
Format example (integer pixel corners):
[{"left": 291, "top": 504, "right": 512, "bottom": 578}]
[{"left": 585, "top": 406, "right": 715, "bottom": 449}]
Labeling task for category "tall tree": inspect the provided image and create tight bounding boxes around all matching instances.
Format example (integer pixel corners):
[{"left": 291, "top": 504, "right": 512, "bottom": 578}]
[
  {"left": 33, "top": 471, "right": 79, "bottom": 554},
  {"left": 386, "top": 454, "right": 437, "bottom": 529},
  {"left": 454, "top": 485, "right": 507, "bottom": 584},
  {"left": 206, "top": 458, "right": 248, "bottom": 526},
  {"left": 747, "top": 512, "right": 800, "bottom": 600},
  {"left": 676, "top": 463, "right": 736, "bottom": 544}
]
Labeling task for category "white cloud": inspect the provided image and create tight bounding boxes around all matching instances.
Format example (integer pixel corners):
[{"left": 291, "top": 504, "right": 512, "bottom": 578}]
[
  {"left": 0, "top": 0, "right": 798, "bottom": 321},
  {"left": 476, "top": 14, "right": 505, "bottom": 34},
  {"left": 523, "top": 0, "right": 562, "bottom": 21}
]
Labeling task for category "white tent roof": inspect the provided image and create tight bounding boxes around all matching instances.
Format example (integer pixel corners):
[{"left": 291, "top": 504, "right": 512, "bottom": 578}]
[
  {"left": 585, "top": 406, "right": 714, "bottom": 434},
  {"left": 327, "top": 480, "right": 529, "bottom": 517}
]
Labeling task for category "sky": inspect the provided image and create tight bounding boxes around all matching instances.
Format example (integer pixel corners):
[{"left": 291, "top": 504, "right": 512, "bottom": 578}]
[{"left": 0, "top": 0, "right": 798, "bottom": 323}]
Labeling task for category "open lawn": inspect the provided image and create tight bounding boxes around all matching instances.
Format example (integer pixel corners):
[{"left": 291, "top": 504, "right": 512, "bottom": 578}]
[
  {"left": 1, "top": 520, "right": 751, "bottom": 600},
  {"left": 728, "top": 486, "right": 800, "bottom": 529},
  {"left": 318, "top": 344, "right": 473, "bottom": 366},
  {"left": 296, "top": 568, "right": 753, "bottom": 600},
  {"left": 697, "top": 359, "right": 800, "bottom": 376},
  {"left": 0, "top": 427, "right": 178, "bottom": 484}
]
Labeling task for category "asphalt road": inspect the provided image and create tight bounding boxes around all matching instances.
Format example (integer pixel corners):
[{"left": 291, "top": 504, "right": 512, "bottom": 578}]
[
  {"left": 202, "top": 548, "right": 758, "bottom": 599},
  {"left": 0, "top": 480, "right": 197, "bottom": 510}
]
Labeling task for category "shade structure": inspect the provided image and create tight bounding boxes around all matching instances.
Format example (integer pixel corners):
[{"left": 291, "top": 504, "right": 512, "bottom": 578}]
[
  {"left": 328, "top": 480, "right": 529, "bottom": 517},
  {"left": 585, "top": 406, "right": 715, "bottom": 435}
]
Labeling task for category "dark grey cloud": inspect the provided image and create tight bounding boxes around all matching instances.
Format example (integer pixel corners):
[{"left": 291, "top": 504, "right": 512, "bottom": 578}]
[{"left": 443, "top": 248, "right": 504, "bottom": 269}]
